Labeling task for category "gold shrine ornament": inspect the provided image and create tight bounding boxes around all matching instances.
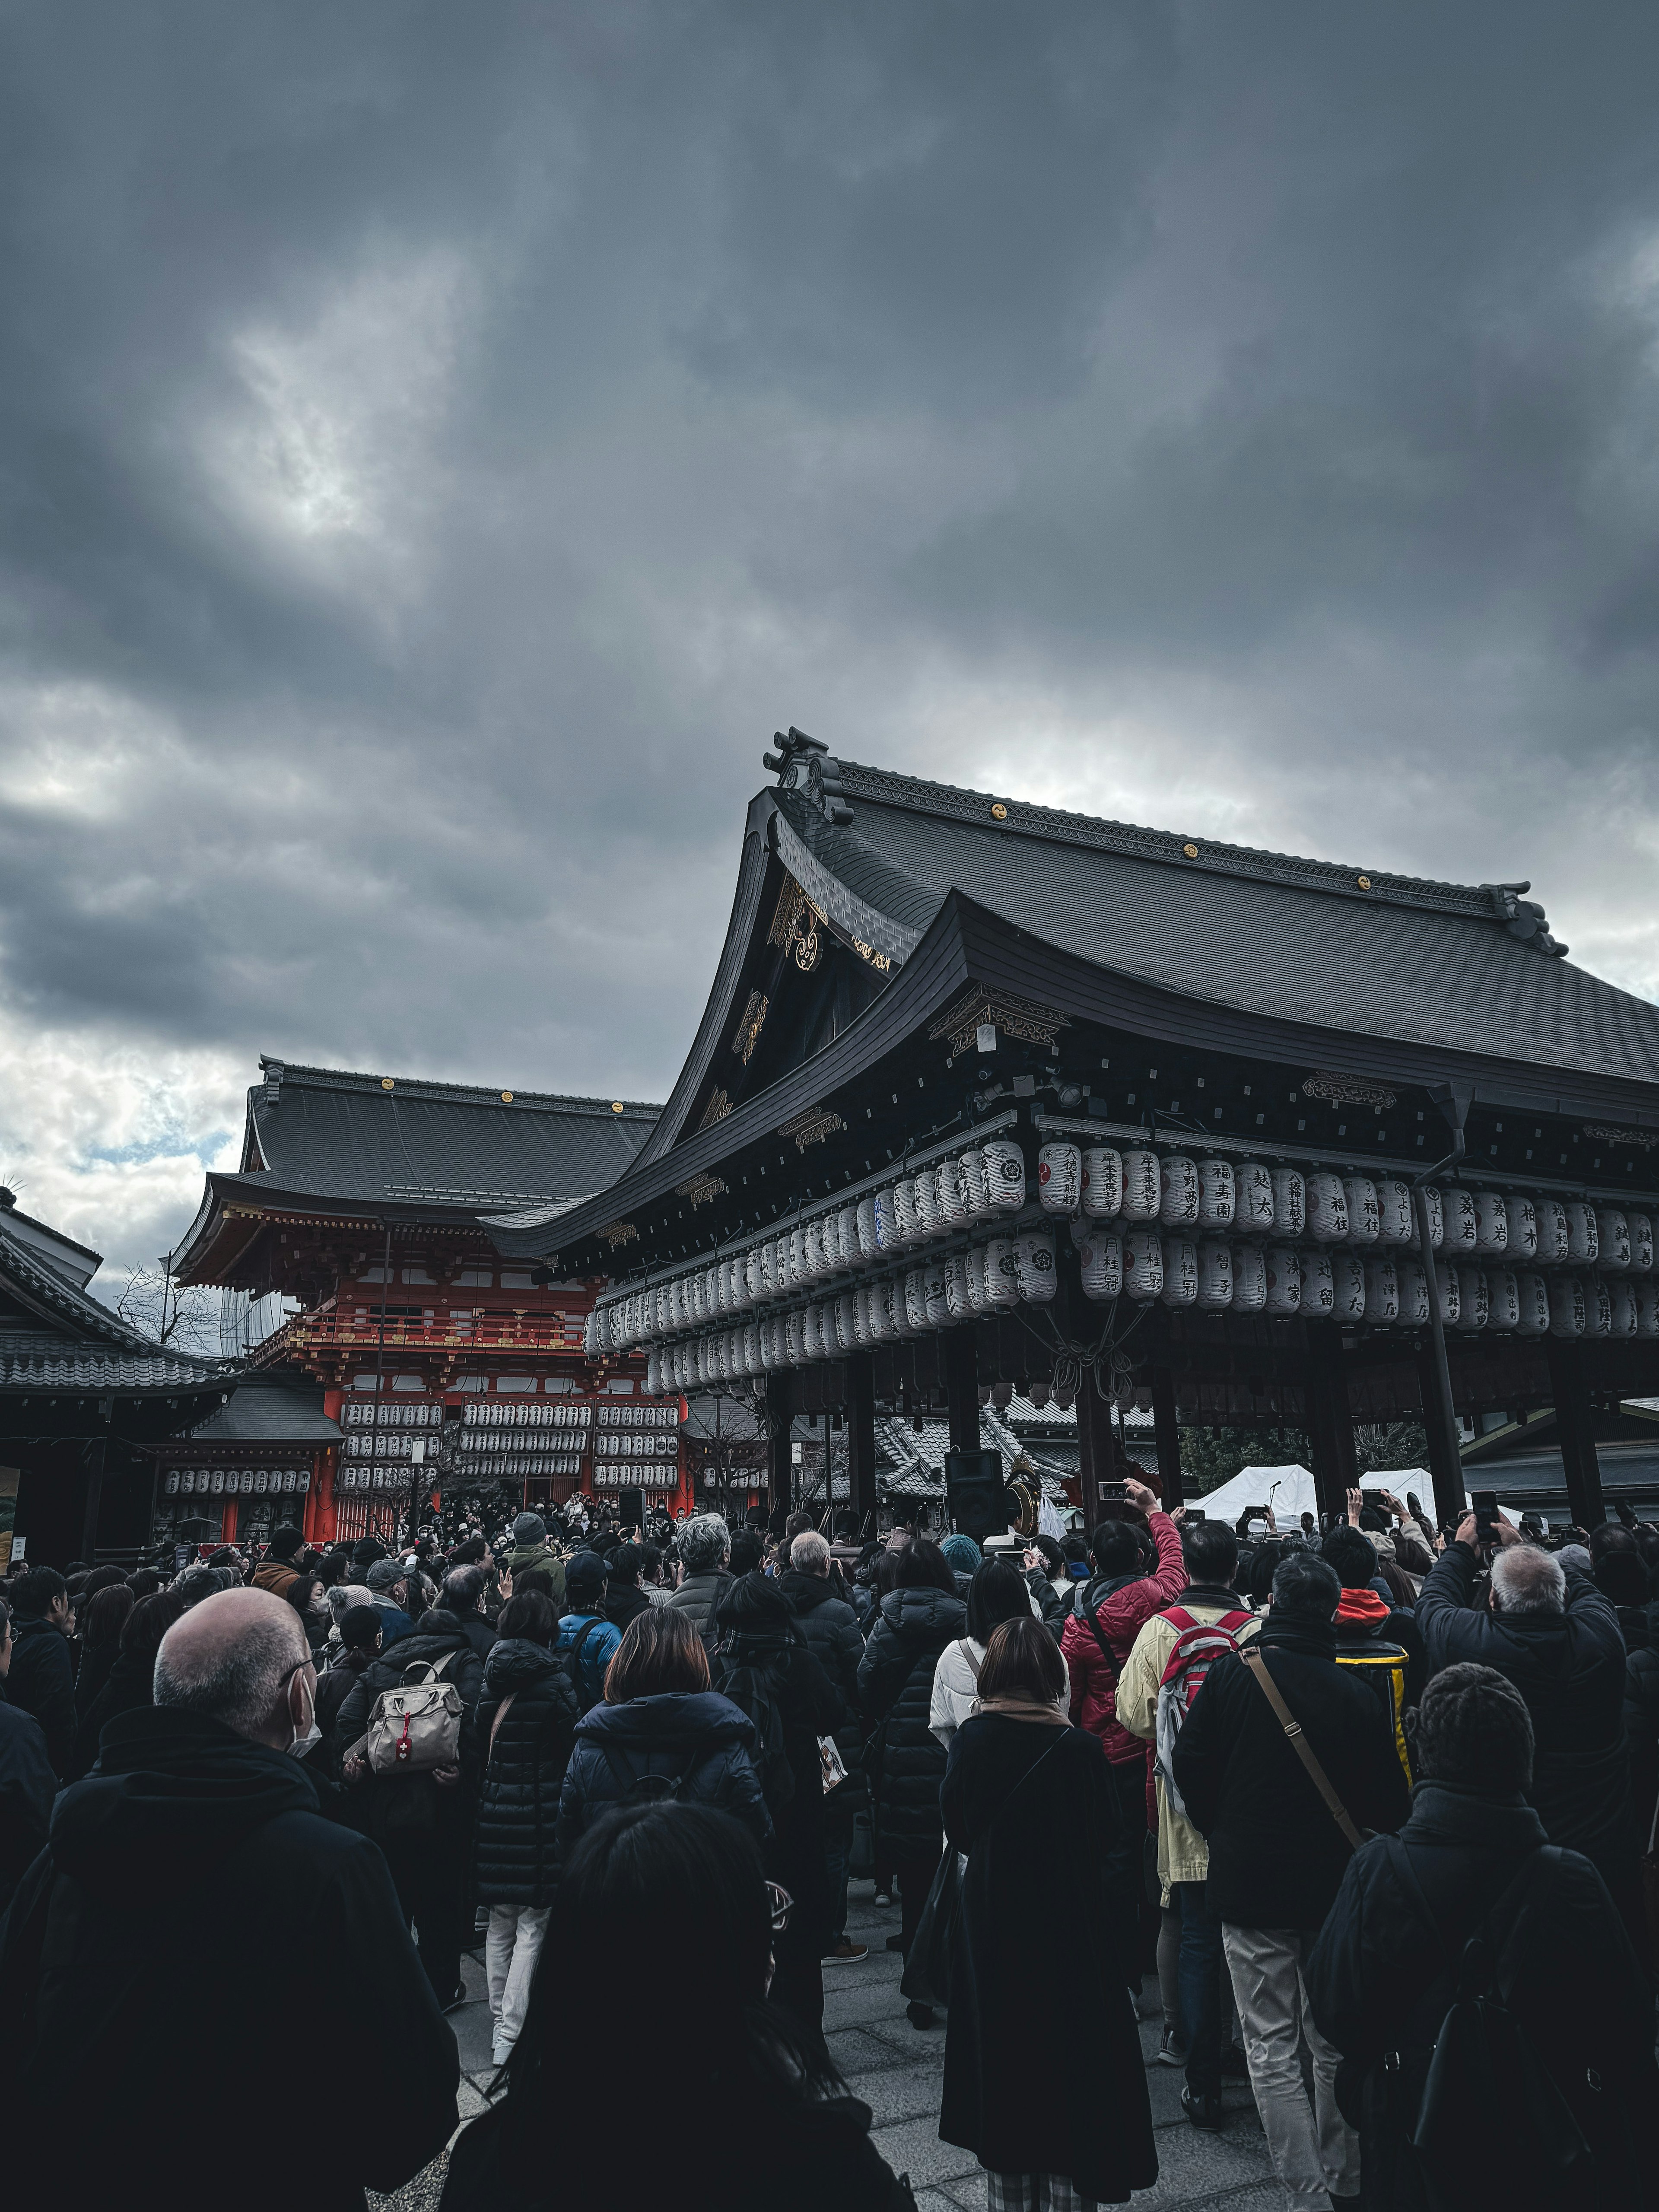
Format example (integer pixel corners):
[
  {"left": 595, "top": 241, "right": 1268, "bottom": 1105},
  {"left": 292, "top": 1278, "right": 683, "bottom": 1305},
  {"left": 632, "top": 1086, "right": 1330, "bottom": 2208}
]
[
  {"left": 501, "top": 1091, "right": 514, "bottom": 1103},
  {"left": 381, "top": 1077, "right": 395, "bottom": 1090},
  {"left": 1357, "top": 875, "right": 1372, "bottom": 890},
  {"left": 1182, "top": 842, "right": 1198, "bottom": 859},
  {"left": 990, "top": 803, "right": 1007, "bottom": 820}
]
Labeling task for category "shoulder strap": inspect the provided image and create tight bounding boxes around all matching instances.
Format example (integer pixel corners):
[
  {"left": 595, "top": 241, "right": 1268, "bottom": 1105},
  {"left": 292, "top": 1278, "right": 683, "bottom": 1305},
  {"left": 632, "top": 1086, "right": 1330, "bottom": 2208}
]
[
  {"left": 486, "top": 1691, "right": 516, "bottom": 1767},
  {"left": 1082, "top": 1589, "right": 1122, "bottom": 1683},
  {"left": 1162, "top": 1607, "right": 1198, "bottom": 1635},
  {"left": 958, "top": 1638, "right": 982, "bottom": 1684},
  {"left": 1241, "top": 1647, "right": 1363, "bottom": 1851}
]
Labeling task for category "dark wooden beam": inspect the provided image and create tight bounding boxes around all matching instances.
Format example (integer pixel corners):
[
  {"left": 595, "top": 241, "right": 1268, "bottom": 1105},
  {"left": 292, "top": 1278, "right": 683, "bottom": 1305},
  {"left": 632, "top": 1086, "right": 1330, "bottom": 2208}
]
[
  {"left": 945, "top": 1328, "right": 979, "bottom": 1458},
  {"left": 845, "top": 1351, "right": 878, "bottom": 1538},
  {"left": 765, "top": 1374, "right": 793, "bottom": 1516},
  {"left": 1546, "top": 1340, "right": 1607, "bottom": 1530},
  {"left": 1150, "top": 1365, "right": 1184, "bottom": 1511},
  {"left": 1303, "top": 1325, "right": 1355, "bottom": 1526}
]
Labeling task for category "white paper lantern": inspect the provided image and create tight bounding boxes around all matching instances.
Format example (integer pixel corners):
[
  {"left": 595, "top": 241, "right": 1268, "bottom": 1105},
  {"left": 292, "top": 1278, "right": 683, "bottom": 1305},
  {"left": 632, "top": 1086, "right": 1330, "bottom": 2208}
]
[
  {"left": 1397, "top": 1259, "right": 1431, "bottom": 1327},
  {"left": 925, "top": 1266, "right": 950, "bottom": 1328},
  {"left": 1473, "top": 1192, "right": 1509, "bottom": 1258},
  {"left": 164, "top": 1470, "right": 180, "bottom": 1496},
  {"left": 939, "top": 1157, "right": 972, "bottom": 1229},
  {"left": 1158, "top": 1155, "right": 1200, "bottom": 1229},
  {"left": 1609, "top": 1283, "right": 1639, "bottom": 1339},
  {"left": 1237, "top": 1161, "right": 1275, "bottom": 1233},
  {"left": 1078, "top": 1231, "right": 1123, "bottom": 1300},
  {"left": 1232, "top": 1244, "right": 1268, "bottom": 1314},
  {"left": 1014, "top": 1228, "right": 1057, "bottom": 1304},
  {"left": 1487, "top": 1268, "right": 1521, "bottom": 1332},
  {"left": 1265, "top": 1247, "right": 1309, "bottom": 1309},
  {"left": 1411, "top": 1185, "right": 1443, "bottom": 1252},
  {"left": 984, "top": 1140, "right": 1027, "bottom": 1212},
  {"left": 1630, "top": 1214, "right": 1655, "bottom": 1274},
  {"left": 1197, "top": 1240, "right": 1233, "bottom": 1309},
  {"left": 873, "top": 1188, "right": 901, "bottom": 1257},
  {"left": 1637, "top": 1283, "right": 1659, "bottom": 1337},
  {"left": 985, "top": 1236, "right": 1020, "bottom": 1309},
  {"left": 1338, "top": 1178, "right": 1377, "bottom": 1247},
  {"left": 1535, "top": 1199, "right": 1570, "bottom": 1265},
  {"left": 783, "top": 1310, "right": 807, "bottom": 1365},
  {"left": 1431, "top": 1260, "right": 1459, "bottom": 1326},
  {"left": 1376, "top": 1177, "right": 1414, "bottom": 1245},
  {"left": 743, "top": 1323, "right": 763, "bottom": 1373},
  {"left": 1122, "top": 1227, "right": 1164, "bottom": 1301},
  {"left": 211, "top": 1468, "right": 227, "bottom": 1494},
  {"left": 1597, "top": 1210, "right": 1630, "bottom": 1271},
  {"left": 847, "top": 1285, "right": 870, "bottom": 1348},
  {"left": 1587, "top": 1276, "right": 1614, "bottom": 1338},
  {"left": 890, "top": 1179, "right": 920, "bottom": 1248},
  {"left": 903, "top": 1270, "right": 929, "bottom": 1334},
  {"left": 1081, "top": 1146, "right": 1123, "bottom": 1219},
  {"left": 1333, "top": 1252, "right": 1367, "bottom": 1321},
  {"left": 253, "top": 1469, "right": 269, "bottom": 1494},
  {"left": 1515, "top": 1273, "right": 1550, "bottom": 1336},
  {"left": 851, "top": 1199, "right": 877, "bottom": 1267},
  {"left": 1121, "top": 1148, "right": 1161, "bottom": 1221},
  {"left": 833, "top": 1295, "right": 858, "bottom": 1356},
  {"left": 916, "top": 1170, "right": 947, "bottom": 1239},
  {"left": 1296, "top": 1250, "right": 1330, "bottom": 1317},
  {"left": 1197, "top": 1159, "right": 1235, "bottom": 1230},
  {"left": 943, "top": 1254, "right": 973, "bottom": 1322},
  {"left": 1564, "top": 1203, "right": 1599, "bottom": 1265},
  {"left": 1038, "top": 1142, "right": 1082, "bottom": 1216},
  {"left": 1270, "top": 1168, "right": 1306, "bottom": 1238},
  {"left": 874, "top": 1279, "right": 902, "bottom": 1341},
  {"left": 1306, "top": 1172, "right": 1348, "bottom": 1244},
  {"left": 1161, "top": 1236, "right": 1199, "bottom": 1308},
  {"left": 1453, "top": 1266, "right": 1488, "bottom": 1332},
  {"left": 960, "top": 1147, "right": 991, "bottom": 1219},
  {"left": 1364, "top": 1258, "right": 1399, "bottom": 1324},
  {"left": 817, "top": 1215, "right": 841, "bottom": 1278},
  {"left": 1503, "top": 1196, "right": 1538, "bottom": 1263}
]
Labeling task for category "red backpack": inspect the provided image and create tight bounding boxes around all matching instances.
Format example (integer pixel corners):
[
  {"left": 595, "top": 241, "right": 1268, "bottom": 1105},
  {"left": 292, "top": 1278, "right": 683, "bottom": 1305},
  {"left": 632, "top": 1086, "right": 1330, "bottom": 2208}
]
[{"left": 1153, "top": 1607, "right": 1254, "bottom": 1818}]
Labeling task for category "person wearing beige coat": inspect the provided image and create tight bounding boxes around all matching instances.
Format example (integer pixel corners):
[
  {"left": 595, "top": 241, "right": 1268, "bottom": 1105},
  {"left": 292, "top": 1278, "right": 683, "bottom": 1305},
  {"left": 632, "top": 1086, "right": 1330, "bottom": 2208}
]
[{"left": 1116, "top": 1516, "right": 1257, "bottom": 2129}]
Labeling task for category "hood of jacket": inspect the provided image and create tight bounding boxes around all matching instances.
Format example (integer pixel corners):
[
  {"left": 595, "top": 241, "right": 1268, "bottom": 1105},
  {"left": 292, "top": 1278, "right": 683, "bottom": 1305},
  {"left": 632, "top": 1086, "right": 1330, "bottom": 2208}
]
[
  {"left": 1335, "top": 1587, "right": 1394, "bottom": 1628},
  {"left": 878, "top": 1585, "right": 969, "bottom": 1646},
  {"left": 1255, "top": 1611, "right": 1338, "bottom": 1663},
  {"left": 506, "top": 1542, "right": 559, "bottom": 1578},
  {"left": 573, "top": 1689, "right": 758, "bottom": 1753},
  {"left": 780, "top": 1569, "right": 853, "bottom": 1623},
  {"left": 48, "top": 1707, "right": 318, "bottom": 1907},
  {"left": 362, "top": 1618, "right": 470, "bottom": 1688},
  {"left": 483, "top": 1638, "right": 563, "bottom": 1694}
]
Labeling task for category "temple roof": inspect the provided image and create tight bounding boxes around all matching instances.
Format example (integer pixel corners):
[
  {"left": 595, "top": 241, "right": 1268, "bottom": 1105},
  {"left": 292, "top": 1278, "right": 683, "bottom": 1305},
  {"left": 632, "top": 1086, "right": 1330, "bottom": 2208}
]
[{"left": 0, "top": 1205, "right": 233, "bottom": 1396}]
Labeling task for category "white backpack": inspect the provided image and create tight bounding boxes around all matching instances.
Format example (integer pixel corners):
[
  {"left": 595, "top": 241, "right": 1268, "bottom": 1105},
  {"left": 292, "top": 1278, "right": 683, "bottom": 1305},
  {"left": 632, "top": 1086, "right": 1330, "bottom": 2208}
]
[{"left": 365, "top": 1649, "right": 464, "bottom": 1774}]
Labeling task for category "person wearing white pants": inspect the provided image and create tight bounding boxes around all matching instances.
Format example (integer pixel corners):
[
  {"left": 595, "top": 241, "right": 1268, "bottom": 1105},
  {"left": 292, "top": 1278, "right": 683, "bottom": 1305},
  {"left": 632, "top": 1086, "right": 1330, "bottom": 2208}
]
[
  {"left": 1221, "top": 1923, "right": 1357, "bottom": 2206},
  {"left": 472, "top": 1590, "right": 580, "bottom": 2066},
  {"left": 486, "top": 1903, "right": 552, "bottom": 2063}
]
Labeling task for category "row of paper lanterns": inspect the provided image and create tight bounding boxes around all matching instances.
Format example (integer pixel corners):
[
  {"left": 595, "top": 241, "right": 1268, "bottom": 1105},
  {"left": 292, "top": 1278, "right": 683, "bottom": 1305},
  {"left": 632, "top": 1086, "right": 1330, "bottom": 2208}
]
[
  {"left": 594, "top": 1135, "right": 1657, "bottom": 1362},
  {"left": 164, "top": 1467, "right": 310, "bottom": 1497}
]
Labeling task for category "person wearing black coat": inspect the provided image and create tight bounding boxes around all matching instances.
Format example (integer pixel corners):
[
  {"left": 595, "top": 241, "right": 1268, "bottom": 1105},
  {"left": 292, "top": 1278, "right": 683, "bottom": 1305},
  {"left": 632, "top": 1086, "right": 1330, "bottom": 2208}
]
[
  {"left": 1172, "top": 1551, "right": 1409, "bottom": 2191},
  {"left": 605, "top": 1544, "right": 655, "bottom": 1632},
  {"left": 1624, "top": 1594, "right": 1659, "bottom": 1862},
  {"left": 1415, "top": 1519, "right": 1636, "bottom": 1906},
  {"left": 782, "top": 1536, "right": 869, "bottom": 1964},
  {"left": 334, "top": 1603, "right": 489, "bottom": 2007},
  {"left": 941, "top": 1619, "right": 1157, "bottom": 2206},
  {"left": 0, "top": 1603, "right": 56, "bottom": 1917},
  {"left": 1307, "top": 1662, "right": 1658, "bottom": 2212},
  {"left": 474, "top": 1594, "right": 579, "bottom": 2065},
  {"left": 716, "top": 1571, "right": 846, "bottom": 2042},
  {"left": 67, "top": 1589, "right": 179, "bottom": 1781},
  {"left": 6, "top": 1570, "right": 78, "bottom": 1779},
  {"left": 856, "top": 1541, "right": 969, "bottom": 1961},
  {"left": 0, "top": 1588, "right": 458, "bottom": 2212},
  {"left": 314, "top": 1604, "right": 384, "bottom": 1775}
]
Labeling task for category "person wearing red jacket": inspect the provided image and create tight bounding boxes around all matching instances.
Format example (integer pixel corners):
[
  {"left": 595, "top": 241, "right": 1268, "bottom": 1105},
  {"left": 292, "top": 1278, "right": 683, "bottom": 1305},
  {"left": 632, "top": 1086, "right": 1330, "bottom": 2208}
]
[{"left": 1061, "top": 1479, "right": 1187, "bottom": 1974}]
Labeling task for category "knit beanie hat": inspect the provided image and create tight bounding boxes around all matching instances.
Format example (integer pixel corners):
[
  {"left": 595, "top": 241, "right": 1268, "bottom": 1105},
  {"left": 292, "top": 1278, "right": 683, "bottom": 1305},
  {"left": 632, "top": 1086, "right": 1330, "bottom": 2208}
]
[{"left": 513, "top": 1512, "right": 547, "bottom": 1547}]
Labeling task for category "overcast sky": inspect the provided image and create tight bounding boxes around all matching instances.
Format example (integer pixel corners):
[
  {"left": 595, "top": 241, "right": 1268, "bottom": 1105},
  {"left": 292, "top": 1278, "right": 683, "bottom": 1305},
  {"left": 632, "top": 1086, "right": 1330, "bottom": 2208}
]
[{"left": 4, "top": 1, "right": 1659, "bottom": 1296}]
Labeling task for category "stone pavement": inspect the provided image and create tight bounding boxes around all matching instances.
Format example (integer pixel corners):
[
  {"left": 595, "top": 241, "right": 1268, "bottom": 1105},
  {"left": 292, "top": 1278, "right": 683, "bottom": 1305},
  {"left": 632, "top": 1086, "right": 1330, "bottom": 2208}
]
[{"left": 375, "top": 1881, "right": 1286, "bottom": 2210}]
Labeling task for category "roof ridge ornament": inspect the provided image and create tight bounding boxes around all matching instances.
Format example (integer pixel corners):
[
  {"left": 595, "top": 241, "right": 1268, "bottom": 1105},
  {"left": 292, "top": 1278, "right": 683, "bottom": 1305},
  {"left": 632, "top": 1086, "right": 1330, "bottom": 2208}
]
[{"left": 763, "top": 727, "right": 854, "bottom": 827}]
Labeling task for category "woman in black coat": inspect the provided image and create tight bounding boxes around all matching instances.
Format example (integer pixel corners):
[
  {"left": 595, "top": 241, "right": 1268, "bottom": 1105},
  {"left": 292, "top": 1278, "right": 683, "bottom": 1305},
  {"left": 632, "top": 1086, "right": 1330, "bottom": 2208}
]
[
  {"left": 73, "top": 1583, "right": 133, "bottom": 1723},
  {"left": 715, "top": 1572, "right": 846, "bottom": 2044},
  {"left": 1306, "top": 1662, "right": 1658, "bottom": 2212},
  {"left": 856, "top": 1539, "right": 967, "bottom": 1967},
  {"left": 940, "top": 1618, "right": 1157, "bottom": 2207},
  {"left": 68, "top": 1590, "right": 178, "bottom": 1780},
  {"left": 474, "top": 1594, "right": 579, "bottom": 2066}
]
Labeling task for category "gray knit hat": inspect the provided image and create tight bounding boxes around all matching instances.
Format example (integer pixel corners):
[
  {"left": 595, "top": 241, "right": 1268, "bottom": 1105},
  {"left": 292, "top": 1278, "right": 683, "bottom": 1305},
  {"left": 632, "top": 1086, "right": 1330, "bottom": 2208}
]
[{"left": 512, "top": 1512, "right": 547, "bottom": 1546}]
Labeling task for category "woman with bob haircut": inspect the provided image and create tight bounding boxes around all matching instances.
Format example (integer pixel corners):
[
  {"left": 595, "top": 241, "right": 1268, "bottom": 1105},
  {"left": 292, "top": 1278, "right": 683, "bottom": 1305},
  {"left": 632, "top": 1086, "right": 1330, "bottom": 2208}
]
[
  {"left": 939, "top": 1616, "right": 1157, "bottom": 2207},
  {"left": 458, "top": 1802, "right": 911, "bottom": 2209},
  {"left": 554, "top": 1607, "right": 772, "bottom": 1857}
]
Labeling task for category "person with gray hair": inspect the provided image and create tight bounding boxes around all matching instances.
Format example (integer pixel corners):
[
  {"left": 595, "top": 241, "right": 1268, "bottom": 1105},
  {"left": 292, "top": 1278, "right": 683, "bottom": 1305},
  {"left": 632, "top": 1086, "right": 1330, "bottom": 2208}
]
[
  {"left": 780, "top": 1523, "right": 870, "bottom": 1966},
  {"left": 667, "top": 1513, "right": 733, "bottom": 1637},
  {"left": 1416, "top": 1507, "right": 1636, "bottom": 1922},
  {"left": 1308, "top": 1662, "right": 1657, "bottom": 2207},
  {"left": 0, "top": 1588, "right": 458, "bottom": 2207},
  {"left": 362, "top": 1555, "right": 415, "bottom": 1646}
]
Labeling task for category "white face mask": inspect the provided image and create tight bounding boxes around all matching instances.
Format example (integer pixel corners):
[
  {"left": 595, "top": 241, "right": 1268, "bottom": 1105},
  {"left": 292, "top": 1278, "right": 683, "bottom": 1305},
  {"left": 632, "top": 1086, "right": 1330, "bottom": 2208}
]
[{"left": 287, "top": 1675, "right": 321, "bottom": 1757}]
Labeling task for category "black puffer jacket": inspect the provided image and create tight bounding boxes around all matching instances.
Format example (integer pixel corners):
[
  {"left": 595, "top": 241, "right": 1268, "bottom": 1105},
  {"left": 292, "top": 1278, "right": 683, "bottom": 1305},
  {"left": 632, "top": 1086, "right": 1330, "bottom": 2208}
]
[
  {"left": 780, "top": 1569, "right": 867, "bottom": 1815},
  {"left": 474, "top": 1639, "right": 579, "bottom": 1908},
  {"left": 556, "top": 1692, "right": 772, "bottom": 1860},
  {"left": 334, "top": 1611, "right": 487, "bottom": 1841},
  {"left": 68, "top": 1648, "right": 154, "bottom": 1782},
  {"left": 857, "top": 1585, "right": 968, "bottom": 1850}
]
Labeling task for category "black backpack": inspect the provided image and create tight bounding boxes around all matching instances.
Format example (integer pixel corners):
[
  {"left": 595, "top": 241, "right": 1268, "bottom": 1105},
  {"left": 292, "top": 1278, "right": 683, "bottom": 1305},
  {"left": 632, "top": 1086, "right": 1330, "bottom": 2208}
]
[
  {"left": 564, "top": 1619, "right": 609, "bottom": 1718},
  {"left": 715, "top": 1659, "right": 795, "bottom": 1812},
  {"left": 1390, "top": 1842, "right": 1592, "bottom": 2209},
  {"left": 595, "top": 1739, "right": 702, "bottom": 1808}
]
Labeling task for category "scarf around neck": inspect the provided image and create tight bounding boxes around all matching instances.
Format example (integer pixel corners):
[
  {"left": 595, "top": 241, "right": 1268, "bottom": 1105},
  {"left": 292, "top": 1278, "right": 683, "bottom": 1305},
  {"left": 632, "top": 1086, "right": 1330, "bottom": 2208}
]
[{"left": 976, "top": 1693, "right": 1071, "bottom": 1728}]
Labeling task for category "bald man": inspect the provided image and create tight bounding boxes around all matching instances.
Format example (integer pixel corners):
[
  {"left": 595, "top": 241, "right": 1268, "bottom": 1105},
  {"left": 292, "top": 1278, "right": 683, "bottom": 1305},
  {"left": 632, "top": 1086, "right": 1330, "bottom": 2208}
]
[{"left": 0, "top": 1589, "right": 458, "bottom": 2210}]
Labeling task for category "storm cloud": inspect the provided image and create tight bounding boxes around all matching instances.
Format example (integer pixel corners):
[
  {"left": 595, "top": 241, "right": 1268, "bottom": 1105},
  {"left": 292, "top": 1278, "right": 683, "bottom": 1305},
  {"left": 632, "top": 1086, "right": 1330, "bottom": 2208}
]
[{"left": 3, "top": 0, "right": 1658, "bottom": 1282}]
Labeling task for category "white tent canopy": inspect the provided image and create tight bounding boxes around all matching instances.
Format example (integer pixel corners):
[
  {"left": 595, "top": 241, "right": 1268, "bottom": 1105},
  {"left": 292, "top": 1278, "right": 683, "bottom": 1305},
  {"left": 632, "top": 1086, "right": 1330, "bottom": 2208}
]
[{"left": 1191, "top": 1464, "right": 1432, "bottom": 1526}]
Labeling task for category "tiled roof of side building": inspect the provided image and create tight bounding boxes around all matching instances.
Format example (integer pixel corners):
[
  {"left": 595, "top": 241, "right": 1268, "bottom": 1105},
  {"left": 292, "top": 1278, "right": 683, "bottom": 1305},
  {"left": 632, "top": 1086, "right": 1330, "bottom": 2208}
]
[
  {"left": 767, "top": 749, "right": 1659, "bottom": 1090},
  {"left": 226, "top": 1058, "right": 662, "bottom": 1211},
  {"left": 0, "top": 1219, "right": 233, "bottom": 1391}
]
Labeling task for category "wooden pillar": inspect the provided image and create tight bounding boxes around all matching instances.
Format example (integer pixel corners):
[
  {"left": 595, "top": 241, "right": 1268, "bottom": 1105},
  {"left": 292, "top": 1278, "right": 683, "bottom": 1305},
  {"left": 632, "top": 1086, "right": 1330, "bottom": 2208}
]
[
  {"left": 1547, "top": 1340, "right": 1606, "bottom": 1530},
  {"left": 846, "top": 1351, "right": 878, "bottom": 1536},
  {"left": 945, "top": 1327, "right": 979, "bottom": 1458},
  {"left": 766, "top": 1375, "right": 793, "bottom": 1517},
  {"left": 81, "top": 1412, "right": 109, "bottom": 1563},
  {"left": 1150, "top": 1366, "right": 1184, "bottom": 1511},
  {"left": 1303, "top": 1327, "right": 1354, "bottom": 1527},
  {"left": 1411, "top": 1184, "right": 1464, "bottom": 1529}
]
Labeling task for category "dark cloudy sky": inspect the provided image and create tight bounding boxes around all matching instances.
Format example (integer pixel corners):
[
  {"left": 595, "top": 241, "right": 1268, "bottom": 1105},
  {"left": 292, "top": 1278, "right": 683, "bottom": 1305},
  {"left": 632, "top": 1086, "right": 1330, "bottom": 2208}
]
[{"left": 3, "top": 0, "right": 1658, "bottom": 1288}]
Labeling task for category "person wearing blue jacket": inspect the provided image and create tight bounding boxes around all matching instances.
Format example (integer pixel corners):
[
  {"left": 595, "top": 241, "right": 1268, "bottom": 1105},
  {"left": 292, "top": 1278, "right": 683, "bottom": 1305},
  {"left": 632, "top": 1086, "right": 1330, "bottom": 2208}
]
[
  {"left": 553, "top": 1552, "right": 623, "bottom": 1711},
  {"left": 556, "top": 1607, "right": 772, "bottom": 1860}
]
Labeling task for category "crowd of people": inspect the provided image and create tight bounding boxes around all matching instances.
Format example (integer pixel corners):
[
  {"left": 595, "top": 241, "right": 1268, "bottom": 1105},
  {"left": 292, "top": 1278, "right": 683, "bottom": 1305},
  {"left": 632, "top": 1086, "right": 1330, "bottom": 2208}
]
[{"left": 0, "top": 1476, "right": 1656, "bottom": 2211}]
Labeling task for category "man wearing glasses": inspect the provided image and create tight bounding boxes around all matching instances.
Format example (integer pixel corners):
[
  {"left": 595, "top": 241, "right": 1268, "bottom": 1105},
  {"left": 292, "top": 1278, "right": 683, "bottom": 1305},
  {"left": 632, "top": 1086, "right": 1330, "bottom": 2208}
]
[{"left": 0, "top": 1587, "right": 459, "bottom": 2210}]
